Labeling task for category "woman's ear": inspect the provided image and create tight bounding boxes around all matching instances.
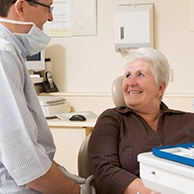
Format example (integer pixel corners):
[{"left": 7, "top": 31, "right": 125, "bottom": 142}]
[{"left": 158, "top": 81, "right": 166, "bottom": 98}]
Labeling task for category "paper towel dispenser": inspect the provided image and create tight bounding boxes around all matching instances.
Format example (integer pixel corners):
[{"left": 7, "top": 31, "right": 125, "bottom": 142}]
[{"left": 114, "top": 4, "right": 154, "bottom": 52}]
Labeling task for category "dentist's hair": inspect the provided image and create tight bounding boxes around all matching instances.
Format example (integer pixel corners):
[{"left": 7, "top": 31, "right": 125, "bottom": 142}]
[
  {"left": 0, "top": 0, "right": 16, "bottom": 17},
  {"left": 124, "top": 47, "right": 170, "bottom": 88}
]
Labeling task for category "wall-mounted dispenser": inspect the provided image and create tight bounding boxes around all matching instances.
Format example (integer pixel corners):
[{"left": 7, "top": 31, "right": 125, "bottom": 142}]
[{"left": 114, "top": 4, "right": 154, "bottom": 53}]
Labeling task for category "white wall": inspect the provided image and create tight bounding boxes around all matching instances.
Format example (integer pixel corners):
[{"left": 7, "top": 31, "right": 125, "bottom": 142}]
[
  {"left": 154, "top": 0, "right": 194, "bottom": 95},
  {"left": 46, "top": 0, "right": 123, "bottom": 93},
  {"left": 45, "top": 0, "right": 194, "bottom": 113}
]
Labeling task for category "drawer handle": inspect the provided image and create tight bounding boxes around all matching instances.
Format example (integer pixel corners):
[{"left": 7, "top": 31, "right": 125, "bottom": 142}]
[{"left": 151, "top": 170, "right": 156, "bottom": 175}]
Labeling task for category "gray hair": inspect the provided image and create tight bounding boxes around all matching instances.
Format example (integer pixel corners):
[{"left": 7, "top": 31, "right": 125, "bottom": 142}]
[{"left": 124, "top": 47, "right": 170, "bottom": 88}]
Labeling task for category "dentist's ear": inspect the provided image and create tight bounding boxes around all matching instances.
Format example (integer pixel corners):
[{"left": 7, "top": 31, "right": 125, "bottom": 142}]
[{"left": 14, "top": 0, "right": 25, "bottom": 17}]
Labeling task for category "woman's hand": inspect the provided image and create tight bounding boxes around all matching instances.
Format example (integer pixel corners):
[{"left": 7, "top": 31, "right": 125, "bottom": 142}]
[{"left": 124, "top": 178, "right": 160, "bottom": 194}]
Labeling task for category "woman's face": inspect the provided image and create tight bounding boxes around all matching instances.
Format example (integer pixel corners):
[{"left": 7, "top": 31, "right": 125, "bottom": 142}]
[{"left": 122, "top": 59, "right": 165, "bottom": 112}]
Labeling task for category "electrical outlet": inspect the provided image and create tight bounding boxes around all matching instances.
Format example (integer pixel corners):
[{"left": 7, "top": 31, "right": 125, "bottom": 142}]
[
  {"left": 192, "top": 99, "right": 194, "bottom": 112},
  {"left": 169, "top": 68, "right": 173, "bottom": 82}
]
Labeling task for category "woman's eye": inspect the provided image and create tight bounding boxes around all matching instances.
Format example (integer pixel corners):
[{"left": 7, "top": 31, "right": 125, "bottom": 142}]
[
  {"left": 125, "top": 73, "right": 131, "bottom": 78},
  {"left": 138, "top": 73, "right": 145, "bottom": 77}
]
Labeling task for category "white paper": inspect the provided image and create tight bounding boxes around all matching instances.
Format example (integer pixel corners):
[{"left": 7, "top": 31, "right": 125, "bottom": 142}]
[
  {"left": 46, "top": 0, "right": 72, "bottom": 37},
  {"left": 45, "top": 0, "right": 97, "bottom": 37}
]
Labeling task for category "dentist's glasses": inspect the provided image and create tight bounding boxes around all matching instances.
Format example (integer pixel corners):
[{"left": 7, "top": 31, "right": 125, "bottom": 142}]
[
  {"left": 26, "top": 0, "right": 54, "bottom": 12},
  {"left": 12, "top": 0, "right": 54, "bottom": 12}
]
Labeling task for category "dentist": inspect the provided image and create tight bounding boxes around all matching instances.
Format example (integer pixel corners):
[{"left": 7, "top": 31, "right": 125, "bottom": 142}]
[{"left": 0, "top": 0, "right": 94, "bottom": 194}]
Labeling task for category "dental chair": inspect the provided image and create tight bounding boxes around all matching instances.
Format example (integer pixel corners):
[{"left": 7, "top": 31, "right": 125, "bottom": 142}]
[
  {"left": 78, "top": 133, "right": 99, "bottom": 193},
  {"left": 77, "top": 134, "right": 92, "bottom": 178},
  {"left": 111, "top": 75, "right": 125, "bottom": 107},
  {"left": 77, "top": 75, "right": 125, "bottom": 194}
]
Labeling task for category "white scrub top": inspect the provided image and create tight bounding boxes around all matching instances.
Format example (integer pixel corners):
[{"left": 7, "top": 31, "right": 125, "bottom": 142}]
[{"left": 0, "top": 24, "right": 56, "bottom": 193}]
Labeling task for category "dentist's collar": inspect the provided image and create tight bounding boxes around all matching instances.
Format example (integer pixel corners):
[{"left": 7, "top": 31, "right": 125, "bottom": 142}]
[{"left": 0, "top": 18, "right": 34, "bottom": 26}]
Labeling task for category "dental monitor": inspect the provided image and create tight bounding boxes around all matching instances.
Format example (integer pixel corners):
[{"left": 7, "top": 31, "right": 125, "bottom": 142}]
[{"left": 26, "top": 51, "right": 45, "bottom": 72}]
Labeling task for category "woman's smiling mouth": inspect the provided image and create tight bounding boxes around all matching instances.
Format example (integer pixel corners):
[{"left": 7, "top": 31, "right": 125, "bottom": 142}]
[{"left": 128, "top": 90, "right": 142, "bottom": 95}]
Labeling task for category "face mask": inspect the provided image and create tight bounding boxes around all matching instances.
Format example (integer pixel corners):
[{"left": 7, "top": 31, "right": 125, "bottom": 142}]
[{"left": 0, "top": 18, "right": 51, "bottom": 56}]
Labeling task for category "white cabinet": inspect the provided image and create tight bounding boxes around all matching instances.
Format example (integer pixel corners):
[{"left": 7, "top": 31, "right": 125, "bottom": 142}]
[
  {"left": 47, "top": 118, "right": 96, "bottom": 174},
  {"left": 50, "top": 127, "right": 86, "bottom": 174},
  {"left": 138, "top": 152, "right": 194, "bottom": 194}
]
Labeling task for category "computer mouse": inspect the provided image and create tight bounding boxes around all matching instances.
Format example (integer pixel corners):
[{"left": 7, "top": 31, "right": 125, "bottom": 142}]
[{"left": 69, "top": 114, "right": 86, "bottom": 121}]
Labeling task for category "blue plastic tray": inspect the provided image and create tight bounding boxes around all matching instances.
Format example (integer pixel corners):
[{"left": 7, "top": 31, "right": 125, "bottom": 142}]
[{"left": 152, "top": 142, "right": 194, "bottom": 167}]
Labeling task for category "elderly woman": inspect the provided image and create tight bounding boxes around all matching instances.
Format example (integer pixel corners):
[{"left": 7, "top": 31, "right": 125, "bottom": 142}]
[{"left": 88, "top": 47, "right": 194, "bottom": 194}]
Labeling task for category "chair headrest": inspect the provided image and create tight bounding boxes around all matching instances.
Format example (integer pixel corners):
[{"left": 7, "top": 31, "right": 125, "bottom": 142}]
[{"left": 111, "top": 76, "right": 126, "bottom": 107}]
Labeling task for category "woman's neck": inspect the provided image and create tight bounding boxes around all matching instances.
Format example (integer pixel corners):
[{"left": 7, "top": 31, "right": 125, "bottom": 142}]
[{"left": 135, "top": 108, "right": 162, "bottom": 131}]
